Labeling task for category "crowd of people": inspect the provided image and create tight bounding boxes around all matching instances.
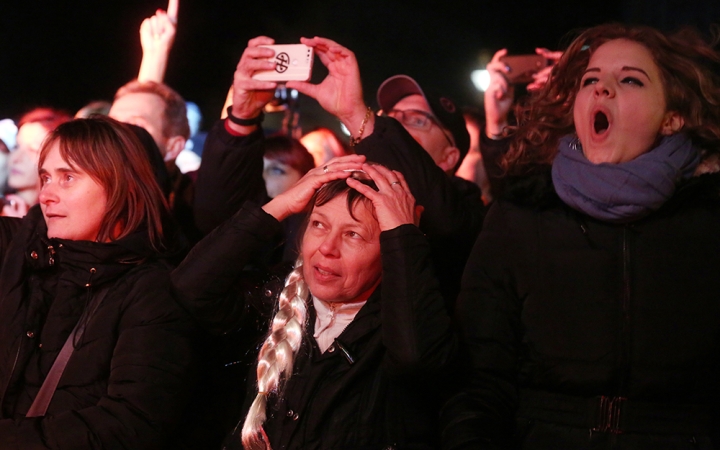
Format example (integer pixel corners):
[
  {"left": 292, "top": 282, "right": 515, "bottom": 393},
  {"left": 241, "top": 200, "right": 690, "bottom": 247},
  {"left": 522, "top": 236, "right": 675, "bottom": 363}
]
[{"left": 1, "top": 1, "right": 720, "bottom": 449}]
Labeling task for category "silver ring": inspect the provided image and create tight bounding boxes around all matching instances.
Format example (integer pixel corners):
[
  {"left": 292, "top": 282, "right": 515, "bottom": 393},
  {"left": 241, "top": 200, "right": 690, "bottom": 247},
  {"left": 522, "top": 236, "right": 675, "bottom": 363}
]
[
  {"left": 391, "top": 181, "right": 401, "bottom": 186},
  {"left": 323, "top": 165, "right": 329, "bottom": 173}
]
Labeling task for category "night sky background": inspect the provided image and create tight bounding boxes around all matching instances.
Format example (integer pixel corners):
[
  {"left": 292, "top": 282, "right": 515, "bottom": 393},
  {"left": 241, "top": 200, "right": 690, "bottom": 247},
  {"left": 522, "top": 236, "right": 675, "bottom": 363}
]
[{"left": 2, "top": 0, "right": 719, "bottom": 133}]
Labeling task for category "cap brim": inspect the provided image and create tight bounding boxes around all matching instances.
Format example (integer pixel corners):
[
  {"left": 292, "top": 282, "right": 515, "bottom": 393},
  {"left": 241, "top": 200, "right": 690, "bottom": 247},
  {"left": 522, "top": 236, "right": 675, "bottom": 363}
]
[{"left": 377, "top": 75, "right": 426, "bottom": 112}]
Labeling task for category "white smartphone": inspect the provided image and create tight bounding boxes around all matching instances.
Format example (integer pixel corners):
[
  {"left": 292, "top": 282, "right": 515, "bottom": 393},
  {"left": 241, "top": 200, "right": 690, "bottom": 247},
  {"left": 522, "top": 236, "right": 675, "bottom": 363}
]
[{"left": 252, "top": 44, "right": 314, "bottom": 82}]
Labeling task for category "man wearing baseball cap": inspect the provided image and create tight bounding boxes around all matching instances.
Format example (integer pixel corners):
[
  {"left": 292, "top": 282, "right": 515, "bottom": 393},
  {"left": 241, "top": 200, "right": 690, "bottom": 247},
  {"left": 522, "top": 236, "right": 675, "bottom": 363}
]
[
  {"left": 349, "top": 74, "right": 486, "bottom": 309},
  {"left": 376, "top": 75, "right": 471, "bottom": 176}
]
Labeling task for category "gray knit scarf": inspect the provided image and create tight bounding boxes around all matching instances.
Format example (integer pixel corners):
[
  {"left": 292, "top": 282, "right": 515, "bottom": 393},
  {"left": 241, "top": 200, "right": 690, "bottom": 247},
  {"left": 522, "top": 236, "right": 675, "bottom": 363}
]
[{"left": 551, "top": 134, "right": 700, "bottom": 223}]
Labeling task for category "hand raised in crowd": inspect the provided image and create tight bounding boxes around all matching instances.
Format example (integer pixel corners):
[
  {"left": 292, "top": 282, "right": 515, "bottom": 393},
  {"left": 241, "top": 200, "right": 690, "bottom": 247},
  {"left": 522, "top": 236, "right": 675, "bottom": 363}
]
[
  {"left": 484, "top": 48, "right": 515, "bottom": 139},
  {"left": 1, "top": 194, "right": 30, "bottom": 218},
  {"left": 287, "top": 37, "right": 374, "bottom": 140},
  {"left": 527, "top": 47, "right": 563, "bottom": 91},
  {"left": 347, "top": 164, "right": 422, "bottom": 231},
  {"left": 262, "top": 155, "right": 366, "bottom": 222},
  {"left": 137, "top": 0, "right": 179, "bottom": 83},
  {"left": 226, "top": 36, "right": 281, "bottom": 134}
]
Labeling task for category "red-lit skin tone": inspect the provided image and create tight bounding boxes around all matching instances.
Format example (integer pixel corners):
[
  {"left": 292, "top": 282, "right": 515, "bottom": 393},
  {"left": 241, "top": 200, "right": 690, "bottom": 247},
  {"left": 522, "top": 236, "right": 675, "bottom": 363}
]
[
  {"left": 38, "top": 144, "right": 108, "bottom": 242},
  {"left": 573, "top": 39, "right": 683, "bottom": 164},
  {"left": 301, "top": 194, "right": 382, "bottom": 304},
  {"left": 110, "top": 93, "right": 168, "bottom": 153},
  {"left": 261, "top": 154, "right": 416, "bottom": 304},
  {"left": 388, "top": 94, "right": 457, "bottom": 173},
  {"left": 262, "top": 157, "right": 304, "bottom": 198},
  {"left": 8, "top": 123, "right": 49, "bottom": 197}
]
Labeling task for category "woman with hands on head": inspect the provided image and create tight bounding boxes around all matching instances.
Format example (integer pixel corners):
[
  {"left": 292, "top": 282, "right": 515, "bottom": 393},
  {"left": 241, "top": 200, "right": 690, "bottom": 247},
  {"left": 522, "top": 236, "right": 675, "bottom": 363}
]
[
  {"left": 289, "top": 37, "right": 489, "bottom": 311},
  {"left": 173, "top": 153, "right": 455, "bottom": 449}
]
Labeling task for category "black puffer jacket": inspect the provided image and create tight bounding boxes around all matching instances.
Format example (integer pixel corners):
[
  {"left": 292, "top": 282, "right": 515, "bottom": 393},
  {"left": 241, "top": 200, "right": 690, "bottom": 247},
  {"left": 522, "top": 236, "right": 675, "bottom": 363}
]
[
  {"left": 442, "top": 170, "right": 720, "bottom": 449},
  {"left": 173, "top": 203, "right": 458, "bottom": 449},
  {"left": 355, "top": 116, "right": 486, "bottom": 310},
  {"left": 0, "top": 207, "right": 199, "bottom": 449}
]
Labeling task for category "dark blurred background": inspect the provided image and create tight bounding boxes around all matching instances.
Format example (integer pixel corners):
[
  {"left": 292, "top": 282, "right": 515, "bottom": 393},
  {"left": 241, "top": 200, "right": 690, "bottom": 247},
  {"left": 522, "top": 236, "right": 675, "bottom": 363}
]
[{"left": 1, "top": 0, "right": 719, "bottom": 132}]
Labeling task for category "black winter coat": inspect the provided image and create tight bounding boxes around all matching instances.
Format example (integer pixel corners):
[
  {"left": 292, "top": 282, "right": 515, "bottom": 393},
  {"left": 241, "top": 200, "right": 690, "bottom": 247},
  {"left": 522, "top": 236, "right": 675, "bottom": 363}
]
[
  {"left": 354, "top": 116, "right": 486, "bottom": 309},
  {"left": 442, "top": 170, "right": 720, "bottom": 449},
  {"left": 172, "top": 204, "right": 458, "bottom": 450},
  {"left": 0, "top": 207, "right": 199, "bottom": 449}
]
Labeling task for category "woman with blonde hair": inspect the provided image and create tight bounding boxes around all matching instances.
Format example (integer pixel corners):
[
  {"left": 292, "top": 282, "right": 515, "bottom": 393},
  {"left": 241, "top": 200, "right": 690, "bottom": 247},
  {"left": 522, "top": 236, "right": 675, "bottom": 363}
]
[{"left": 173, "top": 154, "right": 456, "bottom": 449}]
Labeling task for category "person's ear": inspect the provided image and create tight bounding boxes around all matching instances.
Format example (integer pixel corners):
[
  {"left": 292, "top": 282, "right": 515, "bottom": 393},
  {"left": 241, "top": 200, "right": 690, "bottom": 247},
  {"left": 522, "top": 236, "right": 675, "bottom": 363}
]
[
  {"left": 437, "top": 146, "right": 460, "bottom": 174},
  {"left": 660, "top": 111, "right": 684, "bottom": 136},
  {"left": 164, "top": 136, "right": 187, "bottom": 162}
]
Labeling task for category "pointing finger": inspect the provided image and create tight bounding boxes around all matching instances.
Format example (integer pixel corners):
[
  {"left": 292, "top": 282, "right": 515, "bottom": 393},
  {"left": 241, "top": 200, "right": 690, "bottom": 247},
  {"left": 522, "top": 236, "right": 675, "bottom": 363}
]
[{"left": 167, "top": 0, "right": 179, "bottom": 23}]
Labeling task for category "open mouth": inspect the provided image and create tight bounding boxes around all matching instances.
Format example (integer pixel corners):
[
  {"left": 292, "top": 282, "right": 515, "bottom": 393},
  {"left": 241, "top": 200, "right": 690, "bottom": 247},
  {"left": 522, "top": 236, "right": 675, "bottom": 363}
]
[
  {"left": 593, "top": 111, "right": 609, "bottom": 134},
  {"left": 314, "top": 265, "right": 339, "bottom": 279}
]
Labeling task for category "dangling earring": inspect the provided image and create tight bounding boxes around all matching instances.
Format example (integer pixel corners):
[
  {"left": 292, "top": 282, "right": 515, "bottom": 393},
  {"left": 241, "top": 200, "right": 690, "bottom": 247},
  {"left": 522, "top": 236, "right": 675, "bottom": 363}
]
[{"left": 570, "top": 135, "right": 583, "bottom": 153}]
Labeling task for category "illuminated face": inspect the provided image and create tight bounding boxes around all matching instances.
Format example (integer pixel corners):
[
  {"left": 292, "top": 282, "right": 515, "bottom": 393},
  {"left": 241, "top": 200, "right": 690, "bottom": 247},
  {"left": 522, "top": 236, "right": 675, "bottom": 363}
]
[
  {"left": 389, "top": 94, "right": 454, "bottom": 168},
  {"left": 300, "top": 130, "right": 344, "bottom": 168},
  {"left": 109, "top": 92, "right": 169, "bottom": 157},
  {"left": 262, "top": 157, "right": 303, "bottom": 198},
  {"left": 8, "top": 122, "right": 50, "bottom": 192},
  {"left": 38, "top": 144, "right": 108, "bottom": 242},
  {"left": 573, "top": 39, "right": 675, "bottom": 164},
  {"left": 301, "top": 193, "right": 382, "bottom": 304}
]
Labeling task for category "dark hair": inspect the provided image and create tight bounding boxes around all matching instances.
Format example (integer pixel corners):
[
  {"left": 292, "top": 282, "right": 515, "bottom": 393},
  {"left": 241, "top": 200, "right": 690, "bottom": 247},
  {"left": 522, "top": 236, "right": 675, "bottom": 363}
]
[
  {"left": 264, "top": 135, "right": 315, "bottom": 176},
  {"left": 313, "top": 175, "right": 378, "bottom": 220},
  {"left": 294, "top": 175, "right": 379, "bottom": 250},
  {"left": 504, "top": 23, "right": 720, "bottom": 176},
  {"left": 114, "top": 80, "right": 190, "bottom": 139},
  {"left": 38, "top": 117, "right": 169, "bottom": 248}
]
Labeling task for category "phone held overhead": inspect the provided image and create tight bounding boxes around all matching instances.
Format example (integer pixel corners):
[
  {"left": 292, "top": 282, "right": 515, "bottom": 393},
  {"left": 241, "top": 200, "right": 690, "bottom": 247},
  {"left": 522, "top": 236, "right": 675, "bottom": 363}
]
[
  {"left": 252, "top": 44, "right": 314, "bottom": 82},
  {"left": 499, "top": 54, "right": 549, "bottom": 84}
]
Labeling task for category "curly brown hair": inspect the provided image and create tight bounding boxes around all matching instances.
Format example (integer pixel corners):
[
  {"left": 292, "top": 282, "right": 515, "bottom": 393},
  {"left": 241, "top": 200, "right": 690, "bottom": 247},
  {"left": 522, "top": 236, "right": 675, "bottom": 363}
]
[{"left": 504, "top": 23, "right": 720, "bottom": 177}]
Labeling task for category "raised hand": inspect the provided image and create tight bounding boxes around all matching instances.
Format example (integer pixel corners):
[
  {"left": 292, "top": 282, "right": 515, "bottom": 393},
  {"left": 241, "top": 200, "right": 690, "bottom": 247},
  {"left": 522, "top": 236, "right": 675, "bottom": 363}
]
[
  {"left": 1, "top": 194, "right": 30, "bottom": 218},
  {"left": 262, "top": 155, "right": 366, "bottom": 222},
  {"left": 484, "top": 49, "right": 515, "bottom": 139},
  {"left": 137, "top": 0, "right": 179, "bottom": 82},
  {"left": 346, "top": 164, "right": 421, "bottom": 232},
  {"left": 286, "top": 37, "right": 373, "bottom": 139},
  {"left": 225, "top": 36, "right": 281, "bottom": 133},
  {"left": 527, "top": 47, "right": 563, "bottom": 91}
]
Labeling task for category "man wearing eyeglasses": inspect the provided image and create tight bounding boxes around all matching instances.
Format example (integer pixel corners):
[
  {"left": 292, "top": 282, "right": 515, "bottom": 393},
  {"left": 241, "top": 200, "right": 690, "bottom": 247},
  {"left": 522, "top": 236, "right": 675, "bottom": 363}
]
[
  {"left": 376, "top": 75, "right": 470, "bottom": 176},
  {"left": 346, "top": 74, "right": 485, "bottom": 310}
]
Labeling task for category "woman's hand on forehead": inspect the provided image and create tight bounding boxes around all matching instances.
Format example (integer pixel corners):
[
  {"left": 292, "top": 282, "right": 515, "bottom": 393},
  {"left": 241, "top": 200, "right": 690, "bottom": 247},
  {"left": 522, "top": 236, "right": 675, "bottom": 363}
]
[
  {"left": 347, "top": 163, "right": 420, "bottom": 232},
  {"left": 262, "top": 155, "right": 365, "bottom": 222}
]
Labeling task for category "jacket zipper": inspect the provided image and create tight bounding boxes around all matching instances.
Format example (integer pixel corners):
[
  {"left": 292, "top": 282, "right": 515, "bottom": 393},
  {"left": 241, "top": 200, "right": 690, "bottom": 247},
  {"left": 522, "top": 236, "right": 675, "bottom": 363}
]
[
  {"left": 605, "top": 226, "right": 632, "bottom": 441},
  {"left": 619, "top": 226, "right": 631, "bottom": 394}
]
